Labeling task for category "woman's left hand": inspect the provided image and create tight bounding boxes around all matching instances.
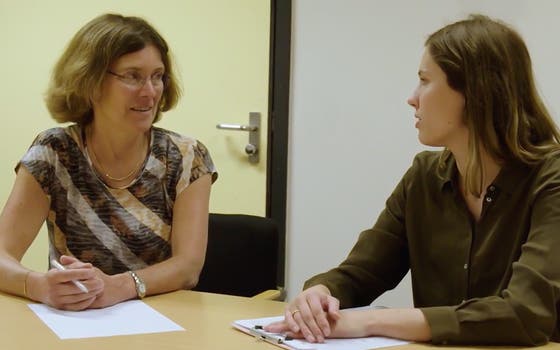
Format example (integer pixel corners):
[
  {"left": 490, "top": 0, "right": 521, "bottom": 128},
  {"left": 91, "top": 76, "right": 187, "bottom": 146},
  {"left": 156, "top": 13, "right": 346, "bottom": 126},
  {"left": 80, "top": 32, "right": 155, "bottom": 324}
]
[
  {"left": 86, "top": 268, "right": 134, "bottom": 309},
  {"left": 268, "top": 309, "right": 371, "bottom": 342}
]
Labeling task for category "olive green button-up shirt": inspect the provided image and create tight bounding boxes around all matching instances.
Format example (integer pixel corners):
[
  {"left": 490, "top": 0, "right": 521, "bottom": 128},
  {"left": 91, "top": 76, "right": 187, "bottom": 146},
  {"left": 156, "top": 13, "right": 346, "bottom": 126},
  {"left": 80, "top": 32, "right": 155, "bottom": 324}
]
[{"left": 305, "top": 151, "right": 560, "bottom": 345}]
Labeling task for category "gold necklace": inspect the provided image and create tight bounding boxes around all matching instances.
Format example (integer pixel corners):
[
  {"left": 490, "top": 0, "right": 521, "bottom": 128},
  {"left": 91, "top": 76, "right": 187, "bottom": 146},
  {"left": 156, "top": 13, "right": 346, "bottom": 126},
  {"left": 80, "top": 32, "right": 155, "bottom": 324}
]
[{"left": 86, "top": 128, "right": 146, "bottom": 182}]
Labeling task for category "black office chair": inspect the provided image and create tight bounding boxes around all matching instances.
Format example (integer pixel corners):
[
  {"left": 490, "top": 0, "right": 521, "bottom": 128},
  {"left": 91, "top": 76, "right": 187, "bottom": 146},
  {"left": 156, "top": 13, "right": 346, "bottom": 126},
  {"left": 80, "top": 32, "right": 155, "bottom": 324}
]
[{"left": 193, "top": 213, "right": 283, "bottom": 300}]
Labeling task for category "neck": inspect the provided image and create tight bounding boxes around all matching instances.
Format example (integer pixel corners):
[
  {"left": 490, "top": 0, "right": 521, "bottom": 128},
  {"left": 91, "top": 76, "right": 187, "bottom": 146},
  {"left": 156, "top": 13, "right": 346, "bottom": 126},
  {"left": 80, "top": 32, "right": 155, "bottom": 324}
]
[
  {"left": 85, "top": 123, "right": 149, "bottom": 184},
  {"left": 88, "top": 123, "right": 149, "bottom": 160}
]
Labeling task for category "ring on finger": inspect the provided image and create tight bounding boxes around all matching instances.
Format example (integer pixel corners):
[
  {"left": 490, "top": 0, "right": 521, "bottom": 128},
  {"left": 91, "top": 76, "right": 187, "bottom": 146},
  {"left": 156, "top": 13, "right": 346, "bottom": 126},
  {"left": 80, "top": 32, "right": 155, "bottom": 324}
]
[{"left": 291, "top": 309, "right": 300, "bottom": 317}]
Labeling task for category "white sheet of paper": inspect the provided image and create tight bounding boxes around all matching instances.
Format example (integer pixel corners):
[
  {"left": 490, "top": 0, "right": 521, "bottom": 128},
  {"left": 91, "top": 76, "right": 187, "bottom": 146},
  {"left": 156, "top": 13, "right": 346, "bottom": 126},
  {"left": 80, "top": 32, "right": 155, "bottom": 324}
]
[
  {"left": 28, "top": 300, "right": 184, "bottom": 339},
  {"left": 234, "top": 315, "right": 409, "bottom": 350}
]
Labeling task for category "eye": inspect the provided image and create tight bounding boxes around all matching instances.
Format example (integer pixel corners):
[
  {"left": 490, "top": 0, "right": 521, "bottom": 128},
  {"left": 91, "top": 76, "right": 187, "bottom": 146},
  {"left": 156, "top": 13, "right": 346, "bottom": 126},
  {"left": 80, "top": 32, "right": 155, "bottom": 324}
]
[
  {"left": 150, "top": 71, "right": 167, "bottom": 87},
  {"left": 152, "top": 71, "right": 165, "bottom": 80},
  {"left": 124, "top": 71, "right": 142, "bottom": 82}
]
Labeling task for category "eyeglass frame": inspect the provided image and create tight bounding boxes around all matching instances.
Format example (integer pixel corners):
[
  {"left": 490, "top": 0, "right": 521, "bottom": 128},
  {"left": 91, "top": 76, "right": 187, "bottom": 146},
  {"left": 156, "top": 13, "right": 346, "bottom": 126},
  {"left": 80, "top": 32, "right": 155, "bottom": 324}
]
[{"left": 106, "top": 70, "right": 168, "bottom": 89}]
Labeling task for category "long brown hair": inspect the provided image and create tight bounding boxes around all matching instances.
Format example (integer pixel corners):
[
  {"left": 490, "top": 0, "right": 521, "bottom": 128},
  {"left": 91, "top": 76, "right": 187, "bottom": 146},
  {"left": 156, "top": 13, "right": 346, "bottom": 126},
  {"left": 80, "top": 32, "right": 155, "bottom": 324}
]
[
  {"left": 427, "top": 14, "right": 560, "bottom": 196},
  {"left": 45, "top": 13, "right": 181, "bottom": 124}
]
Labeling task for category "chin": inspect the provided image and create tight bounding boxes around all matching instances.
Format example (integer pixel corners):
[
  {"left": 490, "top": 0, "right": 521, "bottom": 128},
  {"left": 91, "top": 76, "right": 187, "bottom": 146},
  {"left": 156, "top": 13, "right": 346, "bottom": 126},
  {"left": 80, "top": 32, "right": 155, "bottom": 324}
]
[
  {"left": 418, "top": 134, "right": 430, "bottom": 146},
  {"left": 127, "top": 121, "right": 152, "bottom": 135},
  {"left": 129, "top": 113, "right": 156, "bottom": 131},
  {"left": 418, "top": 135, "right": 441, "bottom": 148}
]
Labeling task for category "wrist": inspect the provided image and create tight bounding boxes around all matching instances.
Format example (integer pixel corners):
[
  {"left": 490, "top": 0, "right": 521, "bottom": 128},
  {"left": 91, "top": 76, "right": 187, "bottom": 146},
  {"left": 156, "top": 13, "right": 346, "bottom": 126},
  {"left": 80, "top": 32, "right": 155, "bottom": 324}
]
[
  {"left": 22, "top": 270, "right": 30, "bottom": 298},
  {"left": 25, "top": 271, "right": 44, "bottom": 302},
  {"left": 363, "top": 309, "right": 381, "bottom": 336},
  {"left": 362, "top": 308, "right": 432, "bottom": 341}
]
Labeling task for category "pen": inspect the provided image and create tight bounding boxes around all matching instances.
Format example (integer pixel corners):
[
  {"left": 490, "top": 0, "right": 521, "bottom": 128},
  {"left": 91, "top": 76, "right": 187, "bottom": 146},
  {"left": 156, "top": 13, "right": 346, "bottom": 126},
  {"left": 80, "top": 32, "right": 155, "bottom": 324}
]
[
  {"left": 250, "top": 326, "right": 293, "bottom": 345},
  {"left": 50, "top": 259, "right": 89, "bottom": 293}
]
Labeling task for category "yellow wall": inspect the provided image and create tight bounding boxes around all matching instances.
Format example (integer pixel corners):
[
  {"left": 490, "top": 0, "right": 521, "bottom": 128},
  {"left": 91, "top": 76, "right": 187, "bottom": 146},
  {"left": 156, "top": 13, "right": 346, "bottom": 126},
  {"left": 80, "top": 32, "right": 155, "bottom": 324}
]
[{"left": 0, "top": 1, "right": 269, "bottom": 272}]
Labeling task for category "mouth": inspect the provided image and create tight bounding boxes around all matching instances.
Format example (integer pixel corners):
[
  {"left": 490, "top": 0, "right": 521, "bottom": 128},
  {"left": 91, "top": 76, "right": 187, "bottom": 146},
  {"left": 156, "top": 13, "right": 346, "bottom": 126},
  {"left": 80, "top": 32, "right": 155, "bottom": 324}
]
[
  {"left": 414, "top": 115, "right": 421, "bottom": 128},
  {"left": 131, "top": 106, "right": 153, "bottom": 112}
]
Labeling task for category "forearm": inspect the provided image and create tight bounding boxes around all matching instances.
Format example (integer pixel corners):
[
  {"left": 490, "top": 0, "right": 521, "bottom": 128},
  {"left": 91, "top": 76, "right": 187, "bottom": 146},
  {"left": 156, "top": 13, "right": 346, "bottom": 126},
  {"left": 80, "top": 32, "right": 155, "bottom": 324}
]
[
  {"left": 304, "top": 227, "right": 409, "bottom": 309},
  {"left": 0, "top": 253, "right": 32, "bottom": 298},
  {"left": 366, "top": 308, "right": 431, "bottom": 342},
  {"left": 420, "top": 297, "right": 556, "bottom": 345},
  {"left": 88, "top": 260, "right": 192, "bottom": 309},
  {"left": 135, "top": 255, "right": 203, "bottom": 296}
]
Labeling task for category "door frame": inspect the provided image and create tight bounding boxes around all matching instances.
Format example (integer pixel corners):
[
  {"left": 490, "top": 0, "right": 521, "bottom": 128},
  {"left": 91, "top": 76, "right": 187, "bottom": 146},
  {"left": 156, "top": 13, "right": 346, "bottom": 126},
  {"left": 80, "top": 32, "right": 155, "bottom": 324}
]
[{"left": 267, "top": 0, "right": 291, "bottom": 288}]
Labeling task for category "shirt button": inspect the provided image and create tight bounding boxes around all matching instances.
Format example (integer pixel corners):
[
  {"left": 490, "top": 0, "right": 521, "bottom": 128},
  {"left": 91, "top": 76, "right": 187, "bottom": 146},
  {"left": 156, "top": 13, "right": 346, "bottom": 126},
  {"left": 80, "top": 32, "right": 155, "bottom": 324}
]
[
  {"left": 485, "top": 196, "right": 492, "bottom": 202},
  {"left": 463, "top": 263, "right": 468, "bottom": 269},
  {"left": 488, "top": 185, "right": 496, "bottom": 192}
]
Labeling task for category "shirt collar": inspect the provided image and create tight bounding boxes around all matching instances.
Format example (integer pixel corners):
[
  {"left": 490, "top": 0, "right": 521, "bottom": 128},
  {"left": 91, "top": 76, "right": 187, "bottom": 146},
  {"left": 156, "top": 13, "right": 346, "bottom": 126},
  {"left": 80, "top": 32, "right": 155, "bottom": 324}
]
[
  {"left": 437, "top": 153, "right": 529, "bottom": 196},
  {"left": 437, "top": 153, "right": 456, "bottom": 191},
  {"left": 492, "top": 160, "right": 530, "bottom": 196}
]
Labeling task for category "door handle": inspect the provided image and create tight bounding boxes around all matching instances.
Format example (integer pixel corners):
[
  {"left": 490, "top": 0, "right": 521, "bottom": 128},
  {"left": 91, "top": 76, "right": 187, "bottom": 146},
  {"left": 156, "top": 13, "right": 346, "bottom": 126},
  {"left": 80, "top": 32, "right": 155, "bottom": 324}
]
[
  {"left": 215, "top": 124, "right": 257, "bottom": 132},
  {"left": 216, "top": 112, "right": 260, "bottom": 164}
]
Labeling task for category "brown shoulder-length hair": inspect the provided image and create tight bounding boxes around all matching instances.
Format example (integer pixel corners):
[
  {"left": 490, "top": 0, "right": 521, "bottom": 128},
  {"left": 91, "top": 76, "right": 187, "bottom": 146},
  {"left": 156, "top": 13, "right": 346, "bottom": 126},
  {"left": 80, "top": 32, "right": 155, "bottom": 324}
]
[
  {"left": 45, "top": 13, "right": 181, "bottom": 124},
  {"left": 427, "top": 14, "right": 560, "bottom": 196}
]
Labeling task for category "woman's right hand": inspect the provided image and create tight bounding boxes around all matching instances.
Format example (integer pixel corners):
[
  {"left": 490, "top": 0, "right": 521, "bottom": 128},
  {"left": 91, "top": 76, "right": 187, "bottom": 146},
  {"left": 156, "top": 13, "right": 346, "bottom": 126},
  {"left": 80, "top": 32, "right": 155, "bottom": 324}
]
[
  {"left": 265, "top": 284, "right": 341, "bottom": 343},
  {"left": 28, "top": 257, "right": 104, "bottom": 310}
]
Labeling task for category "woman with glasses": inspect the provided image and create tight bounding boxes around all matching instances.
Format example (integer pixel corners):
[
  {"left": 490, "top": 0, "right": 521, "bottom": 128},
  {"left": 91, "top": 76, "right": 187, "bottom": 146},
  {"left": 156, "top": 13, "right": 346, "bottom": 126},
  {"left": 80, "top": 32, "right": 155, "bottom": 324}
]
[
  {"left": 266, "top": 14, "right": 560, "bottom": 345},
  {"left": 0, "top": 13, "right": 217, "bottom": 310}
]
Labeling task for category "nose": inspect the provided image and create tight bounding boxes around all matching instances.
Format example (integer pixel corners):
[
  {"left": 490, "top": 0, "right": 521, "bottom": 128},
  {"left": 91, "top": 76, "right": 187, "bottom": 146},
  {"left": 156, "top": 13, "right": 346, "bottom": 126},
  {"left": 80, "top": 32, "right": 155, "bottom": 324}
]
[
  {"left": 139, "top": 79, "right": 158, "bottom": 97},
  {"left": 407, "top": 89, "right": 418, "bottom": 109}
]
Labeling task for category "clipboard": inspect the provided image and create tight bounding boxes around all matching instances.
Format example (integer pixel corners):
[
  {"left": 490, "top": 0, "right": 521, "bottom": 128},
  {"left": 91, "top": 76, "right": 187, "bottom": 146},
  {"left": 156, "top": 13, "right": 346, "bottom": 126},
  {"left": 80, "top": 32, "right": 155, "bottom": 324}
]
[
  {"left": 232, "top": 315, "right": 314, "bottom": 350},
  {"left": 232, "top": 314, "right": 410, "bottom": 350}
]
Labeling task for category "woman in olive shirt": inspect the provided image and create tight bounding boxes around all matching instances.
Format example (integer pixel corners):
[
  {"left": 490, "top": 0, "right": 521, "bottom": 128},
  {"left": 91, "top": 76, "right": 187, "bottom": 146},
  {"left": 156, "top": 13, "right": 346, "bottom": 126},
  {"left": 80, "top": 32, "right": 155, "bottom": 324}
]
[{"left": 266, "top": 14, "right": 560, "bottom": 345}]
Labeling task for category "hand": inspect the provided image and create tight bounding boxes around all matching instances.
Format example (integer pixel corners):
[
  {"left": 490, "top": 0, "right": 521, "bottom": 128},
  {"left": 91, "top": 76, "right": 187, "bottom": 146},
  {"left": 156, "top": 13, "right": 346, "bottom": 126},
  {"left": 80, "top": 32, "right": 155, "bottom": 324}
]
[
  {"left": 272, "top": 309, "right": 371, "bottom": 341},
  {"left": 264, "top": 284, "right": 341, "bottom": 343},
  {"left": 86, "top": 268, "right": 131, "bottom": 309},
  {"left": 35, "top": 255, "right": 104, "bottom": 310},
  {"left": 323, "top": 310, "right": 370, "bottom": 338},
  {"left": 270, "top": 307, "right": 432, "bottom": 343}
]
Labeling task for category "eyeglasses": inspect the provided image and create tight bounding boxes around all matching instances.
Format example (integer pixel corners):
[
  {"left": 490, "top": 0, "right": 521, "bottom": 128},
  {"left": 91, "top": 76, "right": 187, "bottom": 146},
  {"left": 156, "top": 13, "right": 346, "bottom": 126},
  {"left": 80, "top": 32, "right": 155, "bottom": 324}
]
[{"left": 107, "top": 70, "right": 167, "bottom": 89}]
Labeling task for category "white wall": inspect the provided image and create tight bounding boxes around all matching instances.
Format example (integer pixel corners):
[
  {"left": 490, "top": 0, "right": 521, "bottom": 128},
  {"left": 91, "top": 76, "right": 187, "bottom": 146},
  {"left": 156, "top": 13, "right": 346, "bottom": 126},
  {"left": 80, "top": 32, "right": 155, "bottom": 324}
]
[{"left": 286, "top": 0, "right": 560, "bottom": 306}]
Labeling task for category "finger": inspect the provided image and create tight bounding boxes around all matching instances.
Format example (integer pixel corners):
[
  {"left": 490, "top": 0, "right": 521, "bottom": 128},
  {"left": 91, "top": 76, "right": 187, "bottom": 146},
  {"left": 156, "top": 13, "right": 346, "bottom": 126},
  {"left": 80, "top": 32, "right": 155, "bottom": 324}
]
[
  {"left": 78, "top": 277, "right": 104, "bottom": 295},
  {"left": 263, "top": 320, "right": 289, "bottom": 333},
  {"left": 58, "top": 256, "right": 93, "bottom": 270},
  {"left": 326, "top": 296, "right": 341, "bottom": 320},
  {"left": 49, "top": 267, "right": 97, "bottom": 283},
  {"left": 308, "top": 294, "right": 333, "bottom": 337},
  {"left": 67, "top": 261, "right": 93, "bottom": 270},
  {"left": 59, "top": 255, "right": 80, "bottom": 264},
  {"left": 284, "top": 330, "right": 305, "bottom": 340},
  {"left": 46, "top": 272, "right": 102, "bottom": 300},
  {"left": 59, "top": 295, "right": 97, "bottom": 311},
  {"left": 294, "top": 302, "right": 322, "bottom": 343},
  {"left": 284, "top": 305, "right": 300, "bottom": 333},
  {"left": 50, "top": 284, "right": 98, "bottom": 306},
  {"left": 58, "top": 279, "right": 102, "bottom": 297}
]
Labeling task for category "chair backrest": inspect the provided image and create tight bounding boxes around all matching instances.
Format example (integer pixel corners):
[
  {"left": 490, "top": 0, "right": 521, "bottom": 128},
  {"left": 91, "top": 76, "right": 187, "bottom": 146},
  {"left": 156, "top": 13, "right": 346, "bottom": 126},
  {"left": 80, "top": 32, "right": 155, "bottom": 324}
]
[{"left": 193, "top": 213, "right": 280, "bottom": 297}]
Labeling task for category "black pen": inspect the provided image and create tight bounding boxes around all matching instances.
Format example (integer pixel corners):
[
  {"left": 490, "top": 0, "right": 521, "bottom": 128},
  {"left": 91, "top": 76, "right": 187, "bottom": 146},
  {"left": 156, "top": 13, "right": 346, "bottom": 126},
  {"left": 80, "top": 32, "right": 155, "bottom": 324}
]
[{"left": 250, "top": 325, "right": 293, "bottom": 344}]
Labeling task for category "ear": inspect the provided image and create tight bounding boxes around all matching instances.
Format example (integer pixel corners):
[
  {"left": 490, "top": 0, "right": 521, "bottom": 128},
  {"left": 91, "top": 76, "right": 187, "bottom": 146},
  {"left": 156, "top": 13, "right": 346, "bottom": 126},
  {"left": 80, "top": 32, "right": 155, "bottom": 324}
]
[{"left": 90, "top": 84, "right": 103, "bottom": 107}]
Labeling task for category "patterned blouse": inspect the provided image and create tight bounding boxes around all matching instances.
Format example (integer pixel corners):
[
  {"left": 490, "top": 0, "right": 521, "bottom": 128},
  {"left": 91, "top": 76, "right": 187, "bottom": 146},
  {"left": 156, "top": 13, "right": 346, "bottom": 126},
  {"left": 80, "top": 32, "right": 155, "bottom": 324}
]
[{"left": 18, "top": 124, "right": 217, "bottom": 275}]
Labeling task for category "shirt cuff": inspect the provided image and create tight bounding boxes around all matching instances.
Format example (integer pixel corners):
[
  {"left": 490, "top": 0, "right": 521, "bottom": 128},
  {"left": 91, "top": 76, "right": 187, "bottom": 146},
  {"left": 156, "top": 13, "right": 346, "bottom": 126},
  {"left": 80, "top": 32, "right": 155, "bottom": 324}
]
[{"left": 420, "top": 306, "right": 460, "bottom": 345}]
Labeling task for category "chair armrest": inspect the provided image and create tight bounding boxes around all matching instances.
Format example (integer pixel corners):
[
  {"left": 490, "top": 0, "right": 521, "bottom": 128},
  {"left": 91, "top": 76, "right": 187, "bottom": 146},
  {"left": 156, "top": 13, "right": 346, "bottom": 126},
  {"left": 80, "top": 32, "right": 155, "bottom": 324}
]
[{"left": 251, "top": 288, "right": 285, "bottom": 301}]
